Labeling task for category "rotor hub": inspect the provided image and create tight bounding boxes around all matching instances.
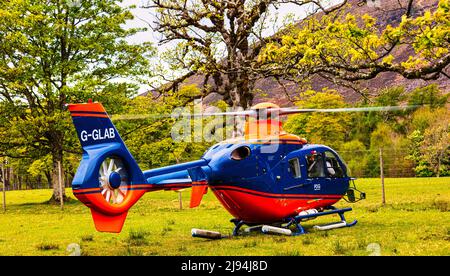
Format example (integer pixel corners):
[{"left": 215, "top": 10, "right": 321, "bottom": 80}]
[{"left": 109, "top": 172, "right": 122, "bottom": 189}]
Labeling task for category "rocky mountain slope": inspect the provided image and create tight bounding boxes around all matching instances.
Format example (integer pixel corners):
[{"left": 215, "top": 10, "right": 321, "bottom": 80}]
[{"left": 149, "top": 0, "right": 448, "bottom": 106}]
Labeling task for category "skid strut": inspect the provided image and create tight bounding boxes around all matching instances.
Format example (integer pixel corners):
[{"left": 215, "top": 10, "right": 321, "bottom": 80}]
[
  {"left": 287, "top": 207, "right": 357, "bottom": 236},
  {"left": 231, "top": 219, "right": 246, "bottom": 236},
  {"left": 230, "top": 207, "right": 357, "bottom": 236}
]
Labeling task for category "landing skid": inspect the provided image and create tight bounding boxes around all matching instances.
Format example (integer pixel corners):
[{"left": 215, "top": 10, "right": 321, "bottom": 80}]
[{"left": 231, "top": 206, "right": 357, "bottom": 236}]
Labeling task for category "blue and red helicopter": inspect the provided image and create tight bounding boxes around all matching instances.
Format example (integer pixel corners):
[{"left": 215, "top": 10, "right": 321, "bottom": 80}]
[{"left": 68, "top": 101, "right": 407, "bottom": 236}]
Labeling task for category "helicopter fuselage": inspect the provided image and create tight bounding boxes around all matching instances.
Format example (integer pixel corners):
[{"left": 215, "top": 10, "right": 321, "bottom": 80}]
[
  {"left": 68, "top": 101, "right": 364, "bottom": 233},
  {"left": 145, "top": 134, "right": 350, "bottom": 224}
]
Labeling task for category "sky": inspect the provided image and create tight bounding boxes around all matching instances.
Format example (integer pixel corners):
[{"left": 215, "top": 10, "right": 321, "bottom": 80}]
[{"left": 118, "top": 0, "right": 343, "bottom": 93}]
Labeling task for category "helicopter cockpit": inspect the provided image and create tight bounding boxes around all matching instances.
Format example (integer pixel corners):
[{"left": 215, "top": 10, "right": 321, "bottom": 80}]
[{"left": 304, "top": 150, "right": 346, "bottom": 179}]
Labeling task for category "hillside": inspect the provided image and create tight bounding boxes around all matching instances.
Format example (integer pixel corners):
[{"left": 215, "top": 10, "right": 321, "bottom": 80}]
[{"left": 150, "top": 0, "right": 448, "bottom": 106}]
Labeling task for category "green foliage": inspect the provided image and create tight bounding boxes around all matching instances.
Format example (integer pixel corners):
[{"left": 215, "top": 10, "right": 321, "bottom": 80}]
[
  {"left": 259, "top": 0, "right": 450, "bottom": 86},
  {"left": 420, "top": 117, "right": 450, "bottom": 176},
  {"left": 407, "top": 107, "right": 449, "bottom": 176},
  {"left": 408, "top": 84, "right": 449, "bottom": 108},
  {"left": 0, "top": 0, "right": 155, "bottom": 195},
  {"left": 284, "top": 89, "right": 350, "bottom": 149},
  {"left": 407, "top": 130, "right": 432, "bottom": 177},
  {"left": 285, "top": 84, "right": 447, "bottom": 178},
  {"left": 114, "top": 86, "right": 212, "bottom": 170},
  {"left": 339, "top": 140, "right": 368, "bottom": 177},
  {"left": 27, "top": 155, "right": 52, "bottom": 178}
]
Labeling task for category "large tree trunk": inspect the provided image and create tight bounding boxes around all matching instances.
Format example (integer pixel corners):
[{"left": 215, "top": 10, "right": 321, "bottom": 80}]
[
  {"left": 222, "top": 71, "right": 254, "bottom": 109},
  {"left": 226, "top": 71, "right": 254, "bottom": 137}
]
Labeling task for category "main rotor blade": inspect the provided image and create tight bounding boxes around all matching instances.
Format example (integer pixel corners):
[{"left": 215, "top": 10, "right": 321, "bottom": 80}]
[
  {"left": 111, "top": 114, "right": 171, "bottom": 121},
  {"left": 187, "top": 110, "right": 256, "bottom": 117},
  {"left": 192, "top": 105, "right": 417, "bottom": 117},
  {"left": 278, "top": 105, "right": 417, "bottom": 115},
  {"left": 110, "top": 105, "right": 417, "bottom": 120},
  {"left": 111, "top": 110, "right": 256, "bottom": 120}
]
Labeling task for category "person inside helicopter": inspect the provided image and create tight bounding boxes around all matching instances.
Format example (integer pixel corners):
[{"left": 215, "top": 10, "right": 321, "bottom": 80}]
[
  {"left": 324, "top": 151, "right": 345, "bottom": 178},
  {"left": 306, "top": 153, "right": 325, "bottom": 178},
  {"left": 326, "top": 160, "right": 336, "bottom": 176}
]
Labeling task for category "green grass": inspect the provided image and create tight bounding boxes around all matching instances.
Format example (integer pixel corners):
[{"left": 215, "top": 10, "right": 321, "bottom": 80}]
[{"left": 0, "top": 178, "right": 449, "bottom": 256}]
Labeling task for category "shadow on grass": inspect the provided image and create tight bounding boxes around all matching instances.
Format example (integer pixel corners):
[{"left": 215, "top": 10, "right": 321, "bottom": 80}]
[{"left": 14, "top": 197, "right": 81, "bottom": 207}]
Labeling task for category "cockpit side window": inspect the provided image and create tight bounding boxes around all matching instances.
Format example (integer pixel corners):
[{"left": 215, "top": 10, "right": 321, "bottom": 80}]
[
  {"left": 306, "top": 153, "right": 325, "bottom": 178},
  {"left": 324, "top": 151, "right": 345, "bottom": 178},
  {"left": 288, "top": 158, "right": 301, "bottom": 178}
]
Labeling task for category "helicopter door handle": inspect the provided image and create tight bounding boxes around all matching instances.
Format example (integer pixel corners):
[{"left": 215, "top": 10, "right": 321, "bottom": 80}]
[{"left": 284, "top": 184, "right": 305, "bottom": 190}]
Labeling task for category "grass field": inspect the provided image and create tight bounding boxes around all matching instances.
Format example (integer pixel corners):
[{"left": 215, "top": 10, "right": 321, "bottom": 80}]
[{"left": 0, "top": 177, "right": 449, "bottom": 256}]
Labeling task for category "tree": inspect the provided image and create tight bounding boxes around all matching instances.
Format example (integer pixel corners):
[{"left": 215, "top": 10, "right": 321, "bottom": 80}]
[
  {"left": 408, "top": 84, "right": 449, "bottom": 108},
  {"left": 339, "top": 140, "right": 368, "bottom": 177},
  {"left": 258, "top": 0, "right": 450, "bottom": 95},
  {"left": 283, "top": 88, "right": 351, "bottom": 149},
  {"left": 148, "top": 0, "right": 348, "bottom": 109},
  {"left": 407, "top": 107, "right": 450, "bottom": 176},
  {"left": 0, "top": 0, "right": 154, "bottom": 201},
  {"left": 420, "top": 118, "right": 450, "bottom": 177},
  {"left": 407, "top": 130, "right": 433, "bottom": 176},
  {"left": 114, "top": 86, "right": 213, "bottom": 170}
]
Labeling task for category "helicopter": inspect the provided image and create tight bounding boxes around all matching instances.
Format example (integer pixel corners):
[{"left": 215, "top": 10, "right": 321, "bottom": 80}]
[{"left": 68, "top": 101, "right": 408, "bottom": 236}]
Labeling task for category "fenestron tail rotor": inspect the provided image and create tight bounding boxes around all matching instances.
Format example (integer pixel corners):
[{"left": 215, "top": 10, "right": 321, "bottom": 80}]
[{"left": 99, "top": 157, "right": 129, "bottom": 205}]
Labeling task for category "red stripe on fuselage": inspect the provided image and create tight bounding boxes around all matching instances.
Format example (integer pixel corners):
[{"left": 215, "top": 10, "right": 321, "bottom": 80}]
[
  {"left": 211, "top": 186, "right": 342, "bottom": 223},
  {"left": 212, "top": 185, "right": 342, "bottom": 199},
  {"left": 73, "top": 182, "right": 193, "bottom": 195}
]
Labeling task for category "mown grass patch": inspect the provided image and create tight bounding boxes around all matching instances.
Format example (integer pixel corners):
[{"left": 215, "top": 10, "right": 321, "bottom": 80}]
[{"left": 0, "top": 177, "right": 448, "bottom": 255}]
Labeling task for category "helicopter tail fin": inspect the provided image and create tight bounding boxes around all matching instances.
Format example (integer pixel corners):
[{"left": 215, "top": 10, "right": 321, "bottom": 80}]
[
  {"left": 188, "top": 167, "right": 209, "bottom": 208},
  {"left": 68, "top": 102, "right": 147, "bottom": 233},
  {"left": 68, "top": 102, "right": 125, "bottom": 148}
]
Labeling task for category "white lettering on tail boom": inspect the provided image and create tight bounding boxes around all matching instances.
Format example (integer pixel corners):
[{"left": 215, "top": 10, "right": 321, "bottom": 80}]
[{"left": 80, "top": 128, "right": 115, "bottom": 142}]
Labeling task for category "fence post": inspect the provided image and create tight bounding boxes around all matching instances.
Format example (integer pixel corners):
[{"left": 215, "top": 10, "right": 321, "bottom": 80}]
[
  {"left": 2, "top": 162, "right": 6, "bottom": 212},
  {"left": 58, "top": 161, "right": 64, "bottom": 210},
  {"left": 178, "top": 191, "right": 183, "bottom": 210},
  {"left": 379, "top": 148, "right": 386, "bottom": 205}
]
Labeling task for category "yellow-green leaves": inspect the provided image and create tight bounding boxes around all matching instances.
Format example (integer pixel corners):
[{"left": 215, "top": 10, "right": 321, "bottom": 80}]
[
  {"left": 258, "top": 0, "right": 450, "bottom": 84},
  {"left": 0, "top": 0, "right": 156, "bottom": 193},
  {"left": 382, "top": 54, "right": 394, "bottom": 65}
]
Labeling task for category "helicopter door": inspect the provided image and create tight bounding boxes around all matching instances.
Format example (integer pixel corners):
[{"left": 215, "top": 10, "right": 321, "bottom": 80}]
[{"left": 304, "top": 152, "right": 327, "bottom": 193}]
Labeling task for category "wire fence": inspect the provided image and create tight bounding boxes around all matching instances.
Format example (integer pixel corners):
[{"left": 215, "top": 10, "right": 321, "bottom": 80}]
[{"left": 335, "top": 147, "right": 417, "bottom": 178}]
